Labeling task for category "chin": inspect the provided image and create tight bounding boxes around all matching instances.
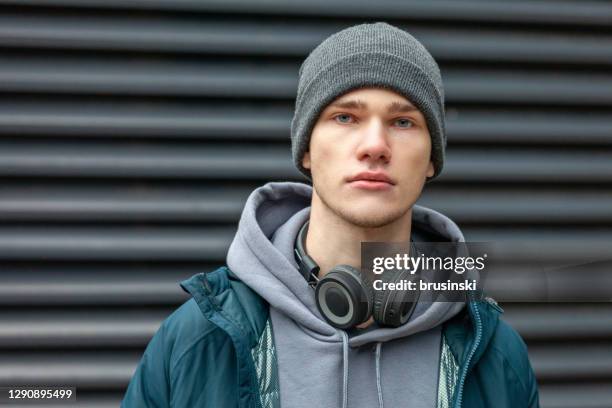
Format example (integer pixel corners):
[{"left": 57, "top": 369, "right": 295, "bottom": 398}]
[{"left": 338, "top": 203, "right": 407, "bottom": 229}]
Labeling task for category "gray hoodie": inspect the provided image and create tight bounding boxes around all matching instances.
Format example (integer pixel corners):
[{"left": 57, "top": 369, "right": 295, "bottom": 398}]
[{"left": 227, "top": 182, "right": 469, "bottom": 408}]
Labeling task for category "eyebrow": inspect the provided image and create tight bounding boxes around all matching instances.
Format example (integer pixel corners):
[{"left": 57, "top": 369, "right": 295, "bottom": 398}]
[{"left": 330, "top": 98, "right": 418, "bottom": 114}]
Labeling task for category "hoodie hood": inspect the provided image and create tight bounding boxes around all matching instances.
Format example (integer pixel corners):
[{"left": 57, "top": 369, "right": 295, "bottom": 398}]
[
  {"left": 227, "top": 181, "right": 337, "bottom": 338},
  {"left": 227, "top": 181, "right": 471, "bottom": 346}
]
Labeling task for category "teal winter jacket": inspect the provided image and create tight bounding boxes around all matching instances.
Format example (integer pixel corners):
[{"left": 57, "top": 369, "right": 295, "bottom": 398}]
[{"left": 121, "top": 266, "right": 540, "bottom": 408}]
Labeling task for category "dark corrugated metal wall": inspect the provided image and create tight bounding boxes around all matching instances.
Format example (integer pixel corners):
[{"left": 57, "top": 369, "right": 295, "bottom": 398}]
[{"left": 0, "top": 1, "right": 611, "bottom": 407}]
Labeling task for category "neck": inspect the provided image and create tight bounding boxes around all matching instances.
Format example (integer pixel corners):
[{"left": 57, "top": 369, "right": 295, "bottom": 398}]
[{"left": 305, "top": 190, "right": 413, "bottom": 279}]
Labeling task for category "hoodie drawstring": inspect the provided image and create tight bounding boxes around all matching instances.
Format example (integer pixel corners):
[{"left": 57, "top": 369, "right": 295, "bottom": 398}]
[
  {"left": 375, "top": 342, "right": 384, "bottom": 408},
  {"left": 341, "top": 330, "right": 349, "bottom": 408},
  {"left": 340, "top": 333, "right": 385, "bottom": 408}
]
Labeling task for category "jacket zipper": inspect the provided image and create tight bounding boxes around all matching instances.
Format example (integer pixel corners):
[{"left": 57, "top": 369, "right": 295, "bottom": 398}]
[{"left": 453, "top": 302, "right": 482, "bottom": 408}]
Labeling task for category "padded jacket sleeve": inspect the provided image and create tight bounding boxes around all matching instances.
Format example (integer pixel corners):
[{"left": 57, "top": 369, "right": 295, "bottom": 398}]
[{"left": 121, "top": 320, "right": 171, "bottom": 408}]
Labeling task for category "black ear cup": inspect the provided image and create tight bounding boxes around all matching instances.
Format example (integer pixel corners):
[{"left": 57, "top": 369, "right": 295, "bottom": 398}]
[
  {"left": 315, "top": 265, "right": 373, "bottom": 329},
  {"left": 295, "top": 219, "right": 422, "bottom": 329},
  {"left": 372, "top": 269, "right": 420, "bottom": 327}
]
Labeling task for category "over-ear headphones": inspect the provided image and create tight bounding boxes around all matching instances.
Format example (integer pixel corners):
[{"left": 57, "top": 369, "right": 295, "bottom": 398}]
[{"left": 294, "top": 220, "right": 420, "bottom": 329}]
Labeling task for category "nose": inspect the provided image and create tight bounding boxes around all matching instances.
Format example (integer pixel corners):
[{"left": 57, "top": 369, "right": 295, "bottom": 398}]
[{"left": 355, "top": 118, "right": 391, "bottom": 164}]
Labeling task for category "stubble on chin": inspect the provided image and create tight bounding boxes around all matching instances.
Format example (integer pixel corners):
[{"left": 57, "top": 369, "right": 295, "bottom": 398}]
[{"left": 314, "top": 183, "right": 410, "bottom": 229}]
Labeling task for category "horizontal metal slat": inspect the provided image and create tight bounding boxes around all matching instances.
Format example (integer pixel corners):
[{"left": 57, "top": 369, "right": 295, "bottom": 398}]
[
  {"left": 422, "top": 27, "right": 612, "bottom": 66},
  {"left": 0, "top": 142, "right": 298, "bottom": 179},
  {"left": 531, "top": 343, "right": 612, "bottom": 381},
  {"left": 447, "top": 109, "right": 612, "bottom": 145},
  {"left": 539, "top": 383, "right": 612, "bottom": 408},
  {"left": 0, "top": 352, "right": 139, "bottom": 389},
  {"left": 0, "top": 310, "right": 169, "bottom": 348},
  {"left": 445, "top": 70, "right": 612, "bottom": 106},
  {"left": 444, "top": 149, "right": 612, "bottom": 183},
  {"left": 0, "top": 58, "right": 296, "bottom": 98},
  {"left": 502, "top": 304, "right": 612, "bottom": 340},
  {"left": 0, "top": 226, "right": 234, "bottom": 260},
  {"left": 0, "top": 279, "right": 188, "bottom": 306},
  {"left": 0, "top": 310, "right": 167, "bottom": 348},
  {"left": 0, "top": 184, "right": 250, "bottom": 222},
  {"left": 463, "top": 229, "right": 612, "bottom": 248},
  {"left": 420, "top": 189, "right": 612, "bottom": 224},
  {"left": 0, "top": 14, "right": 328, "bottom": 56},
  {"left": 4, "top": 0, "right": 612, "bottom": 27},
  {"left": 0, "top": 265, "right": 205, "bottom": 306},
  {"left": 0, "top": 100, "right": 291, "bottom": 139}
]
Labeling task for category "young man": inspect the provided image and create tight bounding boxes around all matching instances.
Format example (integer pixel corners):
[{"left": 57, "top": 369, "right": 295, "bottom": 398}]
[{"left": 122, "top": 22, "right": 539, "bottom": 408}]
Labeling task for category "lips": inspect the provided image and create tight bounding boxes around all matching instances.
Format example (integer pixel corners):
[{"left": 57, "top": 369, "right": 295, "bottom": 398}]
[
  {"left": 346, "top": 171, "right": 395, "bottom": 191},
  {"left": 347, "top": 171, "right": 395, "bottom": 185}
]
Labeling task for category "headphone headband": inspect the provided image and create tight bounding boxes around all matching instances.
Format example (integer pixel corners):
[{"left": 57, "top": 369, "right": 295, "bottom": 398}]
[{"left": 294, "top": 221, "right": 320, "bottom": 286}]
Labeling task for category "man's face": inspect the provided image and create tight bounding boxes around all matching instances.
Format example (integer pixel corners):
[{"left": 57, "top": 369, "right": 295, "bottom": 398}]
[{"left": 302, "top": 87, "right": 434, "bottom": 228}]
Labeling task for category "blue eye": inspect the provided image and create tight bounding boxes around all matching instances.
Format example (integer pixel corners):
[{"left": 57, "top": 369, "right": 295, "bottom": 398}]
[
  {"left": 334, "top": 114, "right": 353, "bottom": 124},
  {"left": 395, "top": 118, "right": 413, "bottom": 128}
]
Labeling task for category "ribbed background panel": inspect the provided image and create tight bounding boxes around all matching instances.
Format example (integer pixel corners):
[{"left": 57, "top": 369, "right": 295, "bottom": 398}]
[{"left": 0, "top": 1, "right": 611, "bottom": 407}]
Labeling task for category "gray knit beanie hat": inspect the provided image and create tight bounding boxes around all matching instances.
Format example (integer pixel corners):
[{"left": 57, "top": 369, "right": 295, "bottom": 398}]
[{"left": 291, "top": 21, "right": 446, "bottom": 181}]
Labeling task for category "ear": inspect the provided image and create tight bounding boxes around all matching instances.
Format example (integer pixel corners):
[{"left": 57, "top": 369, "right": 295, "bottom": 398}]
[
  {"left": 426, "top": 161, "right": 434, "bottom": 177},
  {"left": 302, "top": 151, "right": 311, "bottom": 170}
]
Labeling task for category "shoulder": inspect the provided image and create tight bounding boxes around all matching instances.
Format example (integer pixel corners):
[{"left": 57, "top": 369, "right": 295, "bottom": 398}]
[
  {"left": 154, "top": 298, "right": 231, "bottom": 372},
  {"left": 487, "top": 317, "right": 531, "bottom": 373},
  {"left": 164, "top": 297, "right": 221, "bottom": 342},
  {"left": 481, "top": 316, "right": 538, "bottom": 402},
  {"left": 154, "top": 266, "right": 270, "bottom": 367}
]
